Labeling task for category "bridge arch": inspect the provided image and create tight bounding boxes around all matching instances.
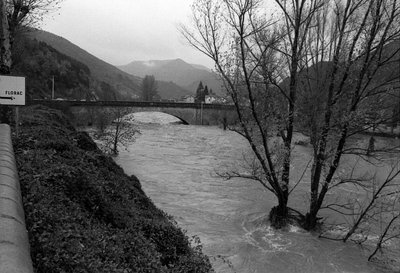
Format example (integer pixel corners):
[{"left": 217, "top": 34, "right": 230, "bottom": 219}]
[
  {"left": 164, "top": 114, "right": 189, "bottom": 125},
  {"left": 126, "top": 110, "right": 189, "bottom": 125}
]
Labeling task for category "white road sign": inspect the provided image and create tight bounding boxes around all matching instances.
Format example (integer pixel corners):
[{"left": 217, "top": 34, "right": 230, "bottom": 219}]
[{"left": 0, "top": 76, "right": 26, "bottom": 106}]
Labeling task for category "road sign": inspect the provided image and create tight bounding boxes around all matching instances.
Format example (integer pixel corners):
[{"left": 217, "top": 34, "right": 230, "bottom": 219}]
[{"left": 0, "top": 76, "right": 25, "bottom": 105}]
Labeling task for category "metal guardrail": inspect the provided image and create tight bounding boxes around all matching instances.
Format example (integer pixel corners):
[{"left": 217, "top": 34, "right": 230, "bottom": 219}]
[{"left": 0, "top": 124, "right": 33, "bottom": 273}]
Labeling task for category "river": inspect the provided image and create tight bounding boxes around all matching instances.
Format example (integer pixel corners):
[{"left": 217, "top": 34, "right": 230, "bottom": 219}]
[{"left": 114, "top": 113, "right": 398, "bottom": 273}]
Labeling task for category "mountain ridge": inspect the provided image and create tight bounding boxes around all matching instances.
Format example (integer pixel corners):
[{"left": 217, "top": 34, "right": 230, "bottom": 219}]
[
  {"left": 118, "top": 59, "right": 225, "bottom": 96},
  {"left": 27, "top": 29, "right": 192, "bottom": 100}
]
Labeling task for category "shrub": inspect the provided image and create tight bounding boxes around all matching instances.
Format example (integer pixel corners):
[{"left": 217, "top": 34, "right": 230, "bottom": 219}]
[{"left": 15, "top": 106, "right": 213, "bottom": 272}]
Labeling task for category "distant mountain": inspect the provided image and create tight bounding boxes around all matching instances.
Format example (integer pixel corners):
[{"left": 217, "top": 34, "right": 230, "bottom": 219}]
[
  {"left": 26, "top": 29, "right": 191, "bottom": 100},
  {"left": 118, "top": 59, "right": 225, "bottom": 96},
  {"left": 190, "top": 63, "right": 212, "bottom": 71}
]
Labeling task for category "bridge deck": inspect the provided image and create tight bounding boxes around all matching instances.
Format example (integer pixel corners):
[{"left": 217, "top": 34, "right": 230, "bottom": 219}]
[{"left": 29, "top": 100, "right": 235, "bottom": 110}]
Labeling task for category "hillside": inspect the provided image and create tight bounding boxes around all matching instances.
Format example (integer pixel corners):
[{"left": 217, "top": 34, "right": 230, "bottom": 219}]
[
  {"left": 26, "top": 29, "right": 191, "bottom": 100},
  {"left": 280, "top": 40, "right": 400, "bottom": 135},
  {"left": 14, "top": 105, "right": 212, "bottom": 272},
  {"left": 155, "top": 80, "right": 194, "bottom": 100},
  {"left": 119, "top": 59, "right": 225, "bottom": 96},
  {"left": 27, "top": 29, "right": 141, "bottom": 99},
  {"left": 11, "top": 35, "right": 118, "bottom": 100}
]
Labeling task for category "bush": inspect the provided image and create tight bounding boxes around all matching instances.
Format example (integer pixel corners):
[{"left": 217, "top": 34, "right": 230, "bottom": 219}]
[{"left": 14, "top": 106, "right": 213, "bottom": 272}]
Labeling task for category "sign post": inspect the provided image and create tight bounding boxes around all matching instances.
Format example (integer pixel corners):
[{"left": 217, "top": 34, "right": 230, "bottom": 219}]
[
  {"left": 0, "top": 76, "right": 26, "bottom": 137},
  {"left": 0, "top": 76, "right": 26, "bottom": 105}
]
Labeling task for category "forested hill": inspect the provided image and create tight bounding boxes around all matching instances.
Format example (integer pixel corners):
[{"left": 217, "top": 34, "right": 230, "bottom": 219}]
[
  {"left": 12, "top": 34, "right": 124, "bottom": 100},
  {"left": 26, "top": 29, "right": 141, "bottom": 99},
  {"left": 25, "top": 29, "right": 193, "bottom": 100}
]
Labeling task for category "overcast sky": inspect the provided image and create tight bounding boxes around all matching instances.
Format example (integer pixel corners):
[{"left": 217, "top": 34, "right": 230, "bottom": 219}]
[{"left": 41, "top": 0, "right": 215, "bottom": 68}]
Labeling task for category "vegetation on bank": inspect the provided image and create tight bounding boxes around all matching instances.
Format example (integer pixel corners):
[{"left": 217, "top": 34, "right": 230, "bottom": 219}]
[{"left": 13, "top": 105, "right": 213, "bottom": 273}]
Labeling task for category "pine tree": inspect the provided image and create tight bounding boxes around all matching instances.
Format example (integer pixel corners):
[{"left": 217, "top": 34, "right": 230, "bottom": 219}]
[
  {"left": 195, "top": 81, "right": 204, "bottom": 103},
  {"left": 141, "top": 75, "right": 158, "bottom": 101},
  {"left": 204, "top": 85, "right": 209, "bottom": 96}
]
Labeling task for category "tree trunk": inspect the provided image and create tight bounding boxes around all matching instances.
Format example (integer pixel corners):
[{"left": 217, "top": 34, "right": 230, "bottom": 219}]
[
  {"left": 304, "top": 208, "right": 319, "bottom": 230},
  {"left": 0, "top": 0, "right": 12, "bottom": 124},
  {"left": 113, "top": 132, "right": 119, "bottom": 155},
  {"left": 305, "top": 181, "right": 329, "bottom": 230},
  {"left": 112, "top": 122, "right": 120, "bottom": 155},
  {"left": 269, "top": 192, "right": 289, "bottom": 229},
  {"left": 0, "top": 0, "right": 11, "bottom": 74}
]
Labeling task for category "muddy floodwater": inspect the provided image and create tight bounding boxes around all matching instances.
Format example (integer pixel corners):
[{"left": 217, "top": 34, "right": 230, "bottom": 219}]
[{"left": 115, "top": 113, "right": 399, "bottom": 273}]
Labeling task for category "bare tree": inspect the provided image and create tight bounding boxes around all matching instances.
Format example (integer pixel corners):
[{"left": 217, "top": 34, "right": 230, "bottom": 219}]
[
  {"left": 319, "top": 162, "right": 400, "bottom": 261},
  {"left": 368, "top": 209, "right": 400, "bottom": 261},
  {"left": 300, "top": 0, "right": 400, "bottom": 229},
  {"left": 0, "top": 0, "right": 13, "bottom": 123},
  {"left": 93, "top": 108, "right": 140, "bottom": 155},
  {"left": 0, "top": 0, "right": 11, "bottom": 74},
  {"left": 6, "top": 0, "right": 63, "bottom": 36},
  {"left": 344, "top": 166, "right": 400, "bottom": 243},
  {"left": 1, "top": 0, "right": 63, "bottom": 121},
  {"left": 180, "top": 0, "right": 325, "bottom": 227},
  {"left": 180, "top": 0, "right": 400, "bottom": 229},
  {"left": 1, "top": 0, "right": 63, "bottom": 71}
]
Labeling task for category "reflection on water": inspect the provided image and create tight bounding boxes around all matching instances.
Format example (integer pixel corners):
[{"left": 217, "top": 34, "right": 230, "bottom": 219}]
[{"left": 115, "top": 122, "right": 387, "bottom": 273}]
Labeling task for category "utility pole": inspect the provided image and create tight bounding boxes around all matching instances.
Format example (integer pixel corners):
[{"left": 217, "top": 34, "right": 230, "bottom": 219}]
[
  {"left": 51, "top": 76, "right": 54, "bottom": 100},
  {"left": 200, "top": 101, "right": 203, "bottom": 125}
]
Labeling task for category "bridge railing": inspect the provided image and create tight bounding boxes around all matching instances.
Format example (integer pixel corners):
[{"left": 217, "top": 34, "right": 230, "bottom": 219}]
[{"left": 28, "top": 99, "right": 236, "bottom": 110}]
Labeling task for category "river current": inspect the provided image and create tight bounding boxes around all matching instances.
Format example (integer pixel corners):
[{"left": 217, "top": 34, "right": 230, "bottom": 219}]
[{"left": 114, "top": 113, "right": 394, "bottom": 273}]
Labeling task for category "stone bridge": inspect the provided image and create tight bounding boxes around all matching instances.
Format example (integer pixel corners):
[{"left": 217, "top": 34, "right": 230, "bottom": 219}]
[{"left": 30, "top": 100, "right": 238, "bottom": 126}]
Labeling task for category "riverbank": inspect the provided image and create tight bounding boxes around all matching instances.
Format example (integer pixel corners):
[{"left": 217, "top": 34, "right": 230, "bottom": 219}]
[{"left": 12, "top": 105, "right": 212, "bottom": 272}]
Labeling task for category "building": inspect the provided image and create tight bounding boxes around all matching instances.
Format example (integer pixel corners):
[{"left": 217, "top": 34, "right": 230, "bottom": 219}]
[
  {"left": 180, "top": 95, "right": 195, "bottom": 103},
  {"left": 205, "top": 94, "right": 228, "bottom": 104}
]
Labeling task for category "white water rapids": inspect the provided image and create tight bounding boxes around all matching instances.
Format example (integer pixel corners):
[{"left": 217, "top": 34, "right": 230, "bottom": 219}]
[{"left": 114, "top": 112, "right": 397, "bottom": 273}]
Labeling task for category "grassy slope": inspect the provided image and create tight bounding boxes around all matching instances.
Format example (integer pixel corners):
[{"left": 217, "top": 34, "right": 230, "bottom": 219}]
[{"left": 14, "top": 105, "right": 212, "bottom": 273}]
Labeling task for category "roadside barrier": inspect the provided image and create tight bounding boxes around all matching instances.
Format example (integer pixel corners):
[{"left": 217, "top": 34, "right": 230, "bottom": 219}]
[{"left": 0, "top": 124, "right": 33, "bottom": 273}]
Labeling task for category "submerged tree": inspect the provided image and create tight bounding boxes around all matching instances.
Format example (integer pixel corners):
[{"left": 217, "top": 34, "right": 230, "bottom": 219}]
[
  {"left": 298, "top": 0, "right": 400, "bottom": 229},
  {"left": 93, "top": 108, "right": 140, "bottom": 155},
  {"left": 180, "top": 0, "right": 400, "bottom": 229},
  {"left": 318, "top": 161, "right": 400, "bottom": 261}
]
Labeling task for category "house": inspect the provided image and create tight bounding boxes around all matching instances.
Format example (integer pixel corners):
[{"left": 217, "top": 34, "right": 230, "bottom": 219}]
[
  {"left": 205, "top": 94, "right": 228, "bottom": 104},
  {"left": 180, "top": 95, "right": 195, "bottom": 103},
  {"left": 205, "top": 95, "right": 217, "bottom": 104}
]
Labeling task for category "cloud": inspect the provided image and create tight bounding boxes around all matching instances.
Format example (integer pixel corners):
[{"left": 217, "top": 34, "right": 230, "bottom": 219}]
[{"left": 41, "top": 0, "right": 213, "bottom": 68}]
